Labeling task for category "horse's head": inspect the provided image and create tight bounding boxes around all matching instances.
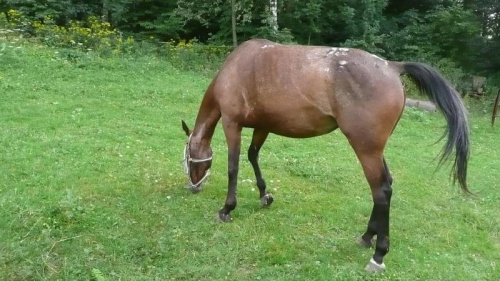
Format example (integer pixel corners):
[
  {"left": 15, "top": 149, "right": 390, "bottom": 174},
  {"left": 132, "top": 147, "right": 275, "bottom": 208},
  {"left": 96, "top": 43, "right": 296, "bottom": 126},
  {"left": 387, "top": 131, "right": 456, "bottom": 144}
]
[{"left": 182, "top": 120, "right": 213, "bottom": 193}]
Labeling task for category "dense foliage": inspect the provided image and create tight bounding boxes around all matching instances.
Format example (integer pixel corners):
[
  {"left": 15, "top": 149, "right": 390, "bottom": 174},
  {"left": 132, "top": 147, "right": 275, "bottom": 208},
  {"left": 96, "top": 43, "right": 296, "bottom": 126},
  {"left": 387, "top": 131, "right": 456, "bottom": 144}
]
[{"left": 1, "top": 0, "right": 499, "bottom": 93}]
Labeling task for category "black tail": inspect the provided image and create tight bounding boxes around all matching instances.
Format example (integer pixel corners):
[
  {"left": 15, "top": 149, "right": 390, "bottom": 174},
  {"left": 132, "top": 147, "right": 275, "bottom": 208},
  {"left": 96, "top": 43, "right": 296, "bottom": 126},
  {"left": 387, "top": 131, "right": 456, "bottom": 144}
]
[{"left": 401, "top": 62, "right": 470, "bottom": 193}]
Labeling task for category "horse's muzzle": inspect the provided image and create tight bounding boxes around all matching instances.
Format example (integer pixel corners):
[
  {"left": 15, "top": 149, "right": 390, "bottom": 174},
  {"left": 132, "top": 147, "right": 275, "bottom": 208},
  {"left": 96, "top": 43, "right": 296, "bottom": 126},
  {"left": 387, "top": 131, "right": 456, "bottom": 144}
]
[
  {"left": 187, "top": 184, "right": 203, "bottom": 194},
  {"left": 186, "top": 169, "right": 210, "bottom": 194}
]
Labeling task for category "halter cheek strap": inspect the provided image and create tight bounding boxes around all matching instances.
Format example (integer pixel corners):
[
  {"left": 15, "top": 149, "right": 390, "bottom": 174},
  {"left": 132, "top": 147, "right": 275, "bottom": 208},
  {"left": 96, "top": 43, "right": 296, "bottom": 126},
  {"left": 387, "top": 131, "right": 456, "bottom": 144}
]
[
  {"left": 187, "top": 168, "right": 211, "bottom": 192},
  {"left": 183, "top": 134, "right": 213, "bottom": 192}
]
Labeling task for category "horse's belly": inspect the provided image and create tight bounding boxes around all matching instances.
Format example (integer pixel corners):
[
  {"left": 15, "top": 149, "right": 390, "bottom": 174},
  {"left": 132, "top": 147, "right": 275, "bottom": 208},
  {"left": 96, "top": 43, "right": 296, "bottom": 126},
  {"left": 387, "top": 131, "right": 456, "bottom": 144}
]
[{"left": 247, "top": 110, "right": 338, "bottom": 138}]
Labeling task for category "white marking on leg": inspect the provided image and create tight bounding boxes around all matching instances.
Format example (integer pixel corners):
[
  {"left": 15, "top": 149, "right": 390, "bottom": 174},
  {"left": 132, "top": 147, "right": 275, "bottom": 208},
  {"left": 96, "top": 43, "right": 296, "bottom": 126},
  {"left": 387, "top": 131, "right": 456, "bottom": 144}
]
[{"left": 368, "top": 258, "right": 386, "bottom": 270}]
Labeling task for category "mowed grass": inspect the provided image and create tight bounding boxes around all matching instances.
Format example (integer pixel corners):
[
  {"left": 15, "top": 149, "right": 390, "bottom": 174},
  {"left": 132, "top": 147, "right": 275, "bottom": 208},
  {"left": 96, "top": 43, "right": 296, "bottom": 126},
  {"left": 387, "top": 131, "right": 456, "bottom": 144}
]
[{"left": 1, "top": 39, "right": 499, "bottom": 281}]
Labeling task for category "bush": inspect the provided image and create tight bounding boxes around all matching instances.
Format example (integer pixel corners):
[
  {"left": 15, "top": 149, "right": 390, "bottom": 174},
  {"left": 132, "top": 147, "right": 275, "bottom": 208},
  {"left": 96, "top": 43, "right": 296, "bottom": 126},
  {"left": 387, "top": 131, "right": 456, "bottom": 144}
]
[
  {"left": 32, "top": 15, "right": 124, "bottom": 53},
  {"left": 0, "top": 10, "right": 138, "bottom": 56},
  {"left": 1, "top": 9, "right": 231, "bottom": 74},
  {"left": 485, "top": 72, "right": 500, "bottom": 97},
  {"left": 1, "top": 9, "right": 30, "bottom": 30},
  {"left": 434, "top": 58, "right": 468, "bottom": 95},
  {"left": 159, "top": 39, "right": 232, "bottom": 74}
]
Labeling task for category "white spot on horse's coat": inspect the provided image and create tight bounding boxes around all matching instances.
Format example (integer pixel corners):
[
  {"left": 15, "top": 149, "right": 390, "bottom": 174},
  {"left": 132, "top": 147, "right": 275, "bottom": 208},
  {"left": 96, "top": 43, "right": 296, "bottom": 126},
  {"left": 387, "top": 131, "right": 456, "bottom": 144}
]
[
  {"left": 341, "top": 52, "right": 348, "bottom": 56},
  {"left": 371, "top": 54, "right": 389, "bottom": 65},
  {"left": 323, "top": 67, "right": 331, "bottom": 72},
  {"left": 261, "top": 44, "right": 275, "bottom": 49},
  {"left": 327, "top": 48, "right": 338, "bottom": 56},
  {"left": 339, "top": 48, "right": 350, "bottom": 52},
  {"left": 339, "top": 60, "right": 348, "bottom": 65}
]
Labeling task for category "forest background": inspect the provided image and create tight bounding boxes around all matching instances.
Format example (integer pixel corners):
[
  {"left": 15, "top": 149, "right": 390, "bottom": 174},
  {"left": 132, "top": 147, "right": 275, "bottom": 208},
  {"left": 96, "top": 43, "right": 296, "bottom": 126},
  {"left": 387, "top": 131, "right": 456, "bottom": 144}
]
[
  {"left": 1, "top": 0, "right": 499, "bottom": 95},
  {"left": 2, "top": 1, "right": 500, "bottom": 280}
]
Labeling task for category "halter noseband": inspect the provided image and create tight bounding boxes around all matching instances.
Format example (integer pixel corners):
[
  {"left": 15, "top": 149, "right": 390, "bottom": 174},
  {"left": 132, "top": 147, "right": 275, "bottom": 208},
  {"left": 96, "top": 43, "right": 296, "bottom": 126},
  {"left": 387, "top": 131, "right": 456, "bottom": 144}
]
[{"left": 183, "top": 134, "right": 212, "bottom": 192}]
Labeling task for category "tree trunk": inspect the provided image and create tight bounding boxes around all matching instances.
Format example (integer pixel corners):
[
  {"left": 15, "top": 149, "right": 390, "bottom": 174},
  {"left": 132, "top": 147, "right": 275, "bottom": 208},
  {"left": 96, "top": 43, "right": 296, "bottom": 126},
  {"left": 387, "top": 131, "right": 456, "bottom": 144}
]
[
  {"left": 270, "top": 0, "right": 278, "bottom": 33},
  {"left": 492, "top": 89, "right": 500, "bottom": 126},
  {"left": 102, "top": 0, "right": 109, "bottom": 23},
  {"left": 231, "top": 0, "right": 238, "bottom": 48}
]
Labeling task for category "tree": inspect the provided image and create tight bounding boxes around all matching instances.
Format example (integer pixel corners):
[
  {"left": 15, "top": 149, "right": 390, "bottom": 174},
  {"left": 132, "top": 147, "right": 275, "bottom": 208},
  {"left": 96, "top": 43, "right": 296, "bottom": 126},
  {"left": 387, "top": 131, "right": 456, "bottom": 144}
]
[
  {"left": 115, "top": 0, "right": 182, "bottom": 40},
  {"left": 269, "top": 0, "right": 278, "bottom": 33},
  {"left": 464, "top": 0, "right": 500, "bottom": 38},
  {"left": 339, "top": 0, "right": 388, "bottom": 53},
  {"left": 280, "top": 0, "right": 323, "bottom": 45},
  {"left": 231, "top": 0, "right": 237, "bottom": 47}
]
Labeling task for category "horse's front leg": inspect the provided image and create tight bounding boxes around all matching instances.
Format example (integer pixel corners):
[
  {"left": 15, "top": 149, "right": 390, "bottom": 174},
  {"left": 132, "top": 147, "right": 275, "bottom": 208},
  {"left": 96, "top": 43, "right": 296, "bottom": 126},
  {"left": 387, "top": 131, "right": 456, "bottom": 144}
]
[
  {"left": 248, "top": 129, "right": 273, "bottom": 207},
  {"left": 218, "top": 120, "right": 242, "bottom": 222}
]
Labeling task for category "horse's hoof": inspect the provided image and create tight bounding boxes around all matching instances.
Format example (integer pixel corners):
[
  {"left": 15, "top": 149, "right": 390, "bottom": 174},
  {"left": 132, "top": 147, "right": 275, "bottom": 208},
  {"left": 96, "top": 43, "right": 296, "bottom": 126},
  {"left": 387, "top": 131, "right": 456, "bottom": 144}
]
[
  {"left": 216, "top": 211, "right": 233, "bottom": 223},
  {"left": 357, "top": 237, "right": 374, "bottom": 248},
  {"left": 364, "top": 258, "right": 386, "bottom": 273},
  {"left": 260, "top": 193, "right": 274, "bottom": 208}
]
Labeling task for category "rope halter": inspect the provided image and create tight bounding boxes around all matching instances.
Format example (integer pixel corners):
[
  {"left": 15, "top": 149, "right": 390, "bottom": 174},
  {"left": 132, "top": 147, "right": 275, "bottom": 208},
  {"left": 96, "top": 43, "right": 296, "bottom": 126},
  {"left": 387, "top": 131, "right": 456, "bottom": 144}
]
[{"left": 183, "top": 134, "right": 212, "bottom": 193}]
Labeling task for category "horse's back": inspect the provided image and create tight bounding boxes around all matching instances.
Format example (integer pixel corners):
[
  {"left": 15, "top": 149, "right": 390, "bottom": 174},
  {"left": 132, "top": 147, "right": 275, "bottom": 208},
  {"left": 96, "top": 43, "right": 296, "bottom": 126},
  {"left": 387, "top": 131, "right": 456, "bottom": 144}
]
[{"left": 210, "top": 39, "right": 405, "bottom": 138}]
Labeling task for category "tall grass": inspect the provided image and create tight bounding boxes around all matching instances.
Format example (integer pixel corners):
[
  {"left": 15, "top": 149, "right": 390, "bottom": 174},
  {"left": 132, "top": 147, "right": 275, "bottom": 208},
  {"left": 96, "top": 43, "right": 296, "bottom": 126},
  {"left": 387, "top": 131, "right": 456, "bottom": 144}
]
[{"left": 1, "top": 35, "right": 499, "bottom": 280}]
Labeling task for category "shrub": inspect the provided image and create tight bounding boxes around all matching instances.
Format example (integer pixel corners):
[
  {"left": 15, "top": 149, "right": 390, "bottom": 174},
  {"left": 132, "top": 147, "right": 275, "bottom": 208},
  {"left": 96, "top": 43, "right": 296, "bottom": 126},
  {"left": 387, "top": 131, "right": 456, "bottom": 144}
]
[
  {"left": 485, "top": 72, "right": 500, "bottom": 97},
  {"left": 1, "top": 9, "right": 29, "bottom": 29},
  {"left": 1, "top": 10, "right": 139, "bottom": 56},
  {"left": 1, "top": 9, "right": 230, "bottom": 73},
  {"left": 159, "top": 39, "right": 232, "bottom": 74},
  {"left": 32, "top": 15, "right": 122, "bottom": 53}
]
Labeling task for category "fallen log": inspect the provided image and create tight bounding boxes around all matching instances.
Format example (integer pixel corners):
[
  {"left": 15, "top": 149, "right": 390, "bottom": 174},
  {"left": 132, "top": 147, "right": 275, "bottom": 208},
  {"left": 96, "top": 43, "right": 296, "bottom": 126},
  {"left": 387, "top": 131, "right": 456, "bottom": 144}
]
[{"left": 405, "top": 98, "right": 437, "bottom": 112}]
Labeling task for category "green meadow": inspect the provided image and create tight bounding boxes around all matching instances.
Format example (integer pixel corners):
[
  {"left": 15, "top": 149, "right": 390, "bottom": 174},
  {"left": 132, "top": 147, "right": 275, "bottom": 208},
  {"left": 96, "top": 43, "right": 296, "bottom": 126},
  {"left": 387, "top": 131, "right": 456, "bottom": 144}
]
[{"left": 1, "top": 39, "right": 499, "bottom": 281}]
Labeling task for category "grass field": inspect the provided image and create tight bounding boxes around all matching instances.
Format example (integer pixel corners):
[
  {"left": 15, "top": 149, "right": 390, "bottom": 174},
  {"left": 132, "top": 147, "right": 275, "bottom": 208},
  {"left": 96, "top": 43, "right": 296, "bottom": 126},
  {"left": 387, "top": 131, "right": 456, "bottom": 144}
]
[{"left": 1, "top": 38, "right": 499, "bottom": 281}]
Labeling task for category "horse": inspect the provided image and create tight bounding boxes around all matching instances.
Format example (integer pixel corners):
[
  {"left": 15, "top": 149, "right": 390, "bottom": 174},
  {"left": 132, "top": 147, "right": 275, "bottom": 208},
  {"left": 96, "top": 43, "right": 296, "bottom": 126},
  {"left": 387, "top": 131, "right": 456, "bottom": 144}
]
[{"left": 181, "top": 39, "right": 470, "bottom": 272}]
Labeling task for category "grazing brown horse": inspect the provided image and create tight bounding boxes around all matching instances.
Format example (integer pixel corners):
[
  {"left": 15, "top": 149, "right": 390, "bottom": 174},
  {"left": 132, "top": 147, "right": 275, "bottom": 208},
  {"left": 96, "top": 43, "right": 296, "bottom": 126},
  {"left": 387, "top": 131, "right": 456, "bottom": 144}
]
[{"left": 181, "top": 39, "right": 470, "bottom": 272}]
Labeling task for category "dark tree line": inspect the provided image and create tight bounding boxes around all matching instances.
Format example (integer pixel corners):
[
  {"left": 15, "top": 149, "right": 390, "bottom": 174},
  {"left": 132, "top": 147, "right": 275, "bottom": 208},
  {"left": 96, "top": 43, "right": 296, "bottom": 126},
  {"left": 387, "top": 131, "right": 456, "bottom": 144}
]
[{"left": 1, "top": 0, "right": 499, "bottom": 79}]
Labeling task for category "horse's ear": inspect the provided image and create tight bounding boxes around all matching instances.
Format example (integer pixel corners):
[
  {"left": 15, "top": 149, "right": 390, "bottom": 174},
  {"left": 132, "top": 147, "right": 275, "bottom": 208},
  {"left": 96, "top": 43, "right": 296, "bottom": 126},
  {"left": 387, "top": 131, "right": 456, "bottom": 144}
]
[{"left": 181, "top": 120, "right": 191, "bottom": 136}]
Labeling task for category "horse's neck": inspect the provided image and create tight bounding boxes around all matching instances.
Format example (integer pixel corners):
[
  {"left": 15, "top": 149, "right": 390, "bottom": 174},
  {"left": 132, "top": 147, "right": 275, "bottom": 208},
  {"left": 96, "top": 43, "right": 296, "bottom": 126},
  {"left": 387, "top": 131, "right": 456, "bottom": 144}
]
[
  {"left": 191, "top": 94, "right": 221, "bottom": 149},
  {"left": 191, "top": 124, "right": 214, "bottom": 149}
]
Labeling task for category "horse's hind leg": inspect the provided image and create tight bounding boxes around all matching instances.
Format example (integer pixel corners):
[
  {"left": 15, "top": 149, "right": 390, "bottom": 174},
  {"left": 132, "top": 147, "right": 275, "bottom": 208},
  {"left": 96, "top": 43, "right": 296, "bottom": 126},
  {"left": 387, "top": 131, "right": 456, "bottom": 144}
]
[
  {"left": 358, "top": 157, "right": 393, "bottom": 248},
  {"left": 358, "top": 152, "right": 392, "bottom": 272},
  {"left": 342, "top": 128, "right": 393, "bottom": 272},
  {"left": 248, "top": 129, "right": 273, "bottom": 207}
]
